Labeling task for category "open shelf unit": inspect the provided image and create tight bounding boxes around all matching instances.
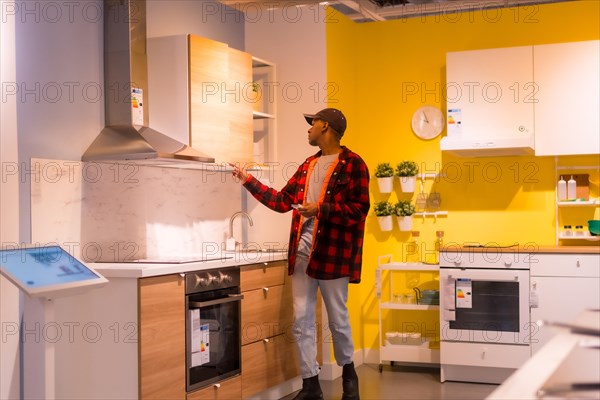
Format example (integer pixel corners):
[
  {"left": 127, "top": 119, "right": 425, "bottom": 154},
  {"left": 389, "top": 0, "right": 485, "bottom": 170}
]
[
  {"left": 376, "top": 255, "right": 440, "bottom": 372},
  {"left": 554, "top": 159, "right": 600, "bottom": 245},
  {"left": 252, "top": 56, "right": 277, "bottom": 165}
]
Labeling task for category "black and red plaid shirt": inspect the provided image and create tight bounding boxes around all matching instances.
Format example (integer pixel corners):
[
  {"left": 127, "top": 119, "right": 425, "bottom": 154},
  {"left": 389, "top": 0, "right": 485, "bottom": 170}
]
[{"left": 243, "top": 146, "right": 370, "bottom": 283}]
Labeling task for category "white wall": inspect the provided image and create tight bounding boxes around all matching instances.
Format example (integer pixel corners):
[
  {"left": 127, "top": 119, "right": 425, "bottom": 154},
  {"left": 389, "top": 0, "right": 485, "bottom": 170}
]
[
  {"left": 244, "top": 4, "right": 328, "bottom": 247},
  {"left": 147, "top": 0, "right": 244, "bottom": 49},
  {"left": 5, "top": 0, "right": 245, "bottom": 394},
  {"left": 1, "top": 1, "right": 21, "bottom": 398}
]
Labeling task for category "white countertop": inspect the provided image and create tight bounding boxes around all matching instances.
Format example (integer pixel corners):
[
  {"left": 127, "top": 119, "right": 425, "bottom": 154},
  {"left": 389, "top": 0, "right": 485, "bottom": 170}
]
[
  {"left": 90, "top": 251, "right": 287, "bottom": 278},
  {"left": 488, "top": 310, "right": 600, "bottom": 399}
]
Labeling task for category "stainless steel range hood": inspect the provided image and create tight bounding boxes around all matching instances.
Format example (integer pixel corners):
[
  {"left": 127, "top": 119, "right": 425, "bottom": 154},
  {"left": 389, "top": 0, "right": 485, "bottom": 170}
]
[{"left": 82, "top": 0, "right": 215, "bottom": 165}]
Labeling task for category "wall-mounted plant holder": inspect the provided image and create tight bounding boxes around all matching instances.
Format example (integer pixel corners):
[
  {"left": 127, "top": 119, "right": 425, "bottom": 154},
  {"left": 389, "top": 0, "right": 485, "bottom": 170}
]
[
  {"left": 377, "top": 176, "right": 394, "bottom": 194},
  {"left": 377, "top": 216, "right": 393, "bottom": 231},
  {"left": 399, "top": 176, "right": 416, "bottom": 193},
  {"left": 397, "top": 215, "right": 414, "bottom": 231}
]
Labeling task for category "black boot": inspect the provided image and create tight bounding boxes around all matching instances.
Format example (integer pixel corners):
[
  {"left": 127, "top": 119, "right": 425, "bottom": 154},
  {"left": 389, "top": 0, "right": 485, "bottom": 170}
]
[
  {"left": 293, "top": 375, "right": 324, "bottom": 400},
  {"left": 341, "top": 362, "right": 359, "bottom": 400}
]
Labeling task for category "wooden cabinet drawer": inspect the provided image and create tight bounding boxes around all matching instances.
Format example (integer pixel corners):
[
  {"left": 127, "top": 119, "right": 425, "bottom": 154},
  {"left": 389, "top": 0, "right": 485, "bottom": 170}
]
[
  {"left": 187, "top": 375, "right": 241, "bottom": 400},
  {"left": 241, "top": 334, "right": 298, "bottom": 398},
  {"left": 241, "top": 284, "right": 293, "bottom": 345},
  {"left": 241, "top": 261, "right": 286, "bottom": 292}
]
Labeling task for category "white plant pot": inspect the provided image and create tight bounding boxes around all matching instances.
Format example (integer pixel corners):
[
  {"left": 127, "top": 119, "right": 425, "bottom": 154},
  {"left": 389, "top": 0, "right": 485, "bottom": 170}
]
[
  {"left": 377, "top": 216, "right": 393, "bottom": 232},
  {"left": 399, "top": 176, "right": 416, "bottom": 193},
  {"left": 397, "top": 215, "right": 413, "bottom": 232},
  {"left": 376, "top": 177, "right": 393, "bottom": 193}
]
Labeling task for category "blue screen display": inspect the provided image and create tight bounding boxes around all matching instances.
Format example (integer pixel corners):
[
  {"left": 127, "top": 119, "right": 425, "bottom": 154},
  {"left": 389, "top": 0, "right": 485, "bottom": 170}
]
[{"left": 0, "top": 246, "right": 99, "bottom": 288}]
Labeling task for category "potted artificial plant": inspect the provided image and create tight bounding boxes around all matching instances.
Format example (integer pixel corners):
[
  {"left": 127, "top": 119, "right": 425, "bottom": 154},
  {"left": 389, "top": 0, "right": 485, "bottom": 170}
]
[
  {"left": 249, "top": 81, "right": 262, "bottom": 113},
  {"left": 374, "top": 162, "right": 394, "bottom": 193},
  {"left": 394, "top": 200, "right": 416, "bottom": 231},
  {"left": 396, "top": 160, "right": 419, "bottom": 193},
  {"left": 374, "top": 200, "right": 394, "bottom": 232}
]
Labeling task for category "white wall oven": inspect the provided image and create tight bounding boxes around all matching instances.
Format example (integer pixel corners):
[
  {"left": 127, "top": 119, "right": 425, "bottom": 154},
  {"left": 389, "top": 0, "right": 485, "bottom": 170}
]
[{"left": 439, "top": 248, "right": 533, "bottom": 384}]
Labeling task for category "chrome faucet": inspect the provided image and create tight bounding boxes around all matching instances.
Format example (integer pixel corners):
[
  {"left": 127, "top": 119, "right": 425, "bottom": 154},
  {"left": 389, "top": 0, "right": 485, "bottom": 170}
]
[{"left": 228, "top": 211, "right": 254, "bottom": 250}]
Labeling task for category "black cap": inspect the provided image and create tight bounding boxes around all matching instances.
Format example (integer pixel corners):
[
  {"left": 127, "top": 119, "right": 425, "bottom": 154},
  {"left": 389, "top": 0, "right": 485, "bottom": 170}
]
[{"left": 304, "top": 108, "right": 347, "bottom": 137}]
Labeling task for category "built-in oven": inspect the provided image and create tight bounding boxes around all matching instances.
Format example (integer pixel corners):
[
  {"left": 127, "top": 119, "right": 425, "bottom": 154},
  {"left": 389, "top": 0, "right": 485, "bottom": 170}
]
[
  {"left": 439, "top": 248, "right": 533, "bottom": 384},
  {"left": 185, "top": 267, "right": 243, "bottom": 392}
]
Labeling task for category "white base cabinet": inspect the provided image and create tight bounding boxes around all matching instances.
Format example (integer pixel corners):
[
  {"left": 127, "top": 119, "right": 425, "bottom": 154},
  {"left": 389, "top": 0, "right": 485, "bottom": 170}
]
[
  {"left": 440, "top": 341, "right": 530, "bottom": 384},
  {"left": 530, "top": 253, "right": 600, "bottom": 354}
]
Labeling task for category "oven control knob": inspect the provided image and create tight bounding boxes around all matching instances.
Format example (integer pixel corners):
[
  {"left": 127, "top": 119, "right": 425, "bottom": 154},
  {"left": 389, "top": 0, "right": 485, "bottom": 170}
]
[
  {"left": 220, "top": 273, "right": 232, "bottom": 284},
  {"left": 503, "top": 257, "right": 513, "bottom": 267},
  {"left": 453, "top": 258, "right": 462, "bottom": 267},
  {"left": 195, "top": 274, "right": 209, "bottom": 287},
  {"left": 206, "top": 273, "right": 217, "bottom": 285}
]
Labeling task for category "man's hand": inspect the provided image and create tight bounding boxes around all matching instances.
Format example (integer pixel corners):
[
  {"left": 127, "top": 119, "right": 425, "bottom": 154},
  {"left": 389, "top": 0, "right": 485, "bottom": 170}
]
[
  {"left": 229, "top": 163, "right": 249, "bottom": 183},
  {"left": 298, "top": 203, "right": 318, "bottom": 218}
]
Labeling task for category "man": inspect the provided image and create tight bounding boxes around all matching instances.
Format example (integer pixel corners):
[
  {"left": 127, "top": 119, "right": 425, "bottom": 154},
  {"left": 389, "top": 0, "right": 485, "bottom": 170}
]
[{"left": 231, "top": 108, "right": 370, "bottom": 400}]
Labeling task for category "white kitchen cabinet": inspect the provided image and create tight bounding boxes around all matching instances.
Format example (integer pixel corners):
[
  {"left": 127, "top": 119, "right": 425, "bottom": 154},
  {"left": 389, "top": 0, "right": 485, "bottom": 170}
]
[
  {"left": 441, "top": 45, "right": 535, "bottom": 156},
  {"left": 376, "top": 255, "right": 440, "bottom": 371},
  {"left": 530, "top": 253, "right": 600, "bottom": 354},
  {"left": 442, "top": 40, "right": 600, "bottom": 157},
  {"left": 534, "top": 40, "right": 600, "bottom": 156}
]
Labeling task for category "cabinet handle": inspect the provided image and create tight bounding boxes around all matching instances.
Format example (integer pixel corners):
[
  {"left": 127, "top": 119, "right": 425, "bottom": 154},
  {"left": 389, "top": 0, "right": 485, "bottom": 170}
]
[
  {"left": 263, "top": 338, "right": 270, "bottom": 343},
  {"left": 263, "top": 287, "right": 269, "bottom": 292},
  {"left": 214, "top": 383, "right": 221, "bottom": 389},
  {"left": 576, "top": 259, "right": 581, "bottom": 267}
]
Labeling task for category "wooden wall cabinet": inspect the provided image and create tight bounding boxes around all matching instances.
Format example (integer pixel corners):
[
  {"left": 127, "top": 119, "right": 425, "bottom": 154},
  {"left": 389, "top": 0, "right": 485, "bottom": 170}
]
[
  {"left": 139, "top": 274, "right": 186, "bottom": 399},
  {"left": 148, "top": 34, "right": 253, "bottom": 164}
]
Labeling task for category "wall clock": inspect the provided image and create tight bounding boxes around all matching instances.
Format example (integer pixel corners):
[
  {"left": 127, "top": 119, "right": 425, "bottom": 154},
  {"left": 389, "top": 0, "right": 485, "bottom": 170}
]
[{"left": 411, "top": 105, "right": 445, "bottom": 140}]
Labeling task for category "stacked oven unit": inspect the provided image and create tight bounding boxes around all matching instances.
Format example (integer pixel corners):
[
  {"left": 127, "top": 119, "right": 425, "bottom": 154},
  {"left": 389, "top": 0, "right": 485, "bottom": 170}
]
[{"left": 439, "top": 247, "right": 532, "bottom": 384}]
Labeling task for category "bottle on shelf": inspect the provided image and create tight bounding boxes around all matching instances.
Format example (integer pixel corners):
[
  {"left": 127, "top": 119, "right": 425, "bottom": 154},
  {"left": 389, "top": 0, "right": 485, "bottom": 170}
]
[
  {"left": 567, "top": 175, "right": 577, "bottom": 200},
  {"left": 557, "top": 176, "right": 567, "bottom": 201},
  {"left": 434, "top": 231, "right": 444, "bottom": 264},
  {"left": 563, "top": 225, "right": 573, "bottom": 236},
  {"left": 404, "top": 231, "right": 421, "bottom": 263}
]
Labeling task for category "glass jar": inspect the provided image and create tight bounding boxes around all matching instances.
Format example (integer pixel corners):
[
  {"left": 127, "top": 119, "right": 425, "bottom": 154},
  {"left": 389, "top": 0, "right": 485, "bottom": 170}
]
[
  {"left": 563, "top": 225, "right": 573, "bottom": 236},
  {"left": 575, "top": 225, "right": 585, "bottom": 237}
]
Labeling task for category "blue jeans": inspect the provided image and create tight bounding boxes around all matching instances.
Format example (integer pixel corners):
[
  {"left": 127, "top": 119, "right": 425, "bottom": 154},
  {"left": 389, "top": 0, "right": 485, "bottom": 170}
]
[{"left": 291, "top": 253, "right": 354, "bottom": 378}]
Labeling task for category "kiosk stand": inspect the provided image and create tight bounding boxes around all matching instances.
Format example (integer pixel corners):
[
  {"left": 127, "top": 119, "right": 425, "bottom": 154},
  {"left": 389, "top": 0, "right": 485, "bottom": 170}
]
[{"left": 0, "top": 245, "right": 108, "bottom": 399}]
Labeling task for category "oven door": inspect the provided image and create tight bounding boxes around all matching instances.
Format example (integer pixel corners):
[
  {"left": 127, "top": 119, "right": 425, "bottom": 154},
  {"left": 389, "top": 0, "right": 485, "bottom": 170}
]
[
  {"left": 186, "top": 289, "right": 243, "bottom": 392},
  {"left": 440, "top": 268, "right": 530, "bottom": 345}
]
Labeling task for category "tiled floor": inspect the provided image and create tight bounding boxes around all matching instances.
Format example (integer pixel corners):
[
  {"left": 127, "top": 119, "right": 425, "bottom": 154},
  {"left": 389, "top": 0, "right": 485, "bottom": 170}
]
[{"left": 282, "top": 364, "right": 498, "bottom": 400}]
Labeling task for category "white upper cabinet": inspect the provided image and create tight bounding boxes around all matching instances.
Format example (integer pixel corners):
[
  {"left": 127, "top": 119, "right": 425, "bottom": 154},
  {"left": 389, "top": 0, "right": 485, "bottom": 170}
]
[
  {"left": 533, "top": 40, "right": 600, "bottom": 156},
  {"left": 442, "top": 40, "right": 600, "bottom": 157},
  {"left": 441, "top": 45, "right": 535, "bottom": 156}
]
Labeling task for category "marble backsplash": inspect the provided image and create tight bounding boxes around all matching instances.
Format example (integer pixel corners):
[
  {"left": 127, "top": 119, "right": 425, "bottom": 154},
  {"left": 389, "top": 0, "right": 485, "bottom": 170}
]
[{"left": 31, "top": 159, "right": 247, "bottom": 262}]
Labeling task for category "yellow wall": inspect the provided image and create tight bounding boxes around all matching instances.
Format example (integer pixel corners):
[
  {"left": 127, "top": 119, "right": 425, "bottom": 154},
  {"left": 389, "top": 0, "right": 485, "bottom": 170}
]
[{"left": 326, "top": 1, "right": 600, "bottom": 353}]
